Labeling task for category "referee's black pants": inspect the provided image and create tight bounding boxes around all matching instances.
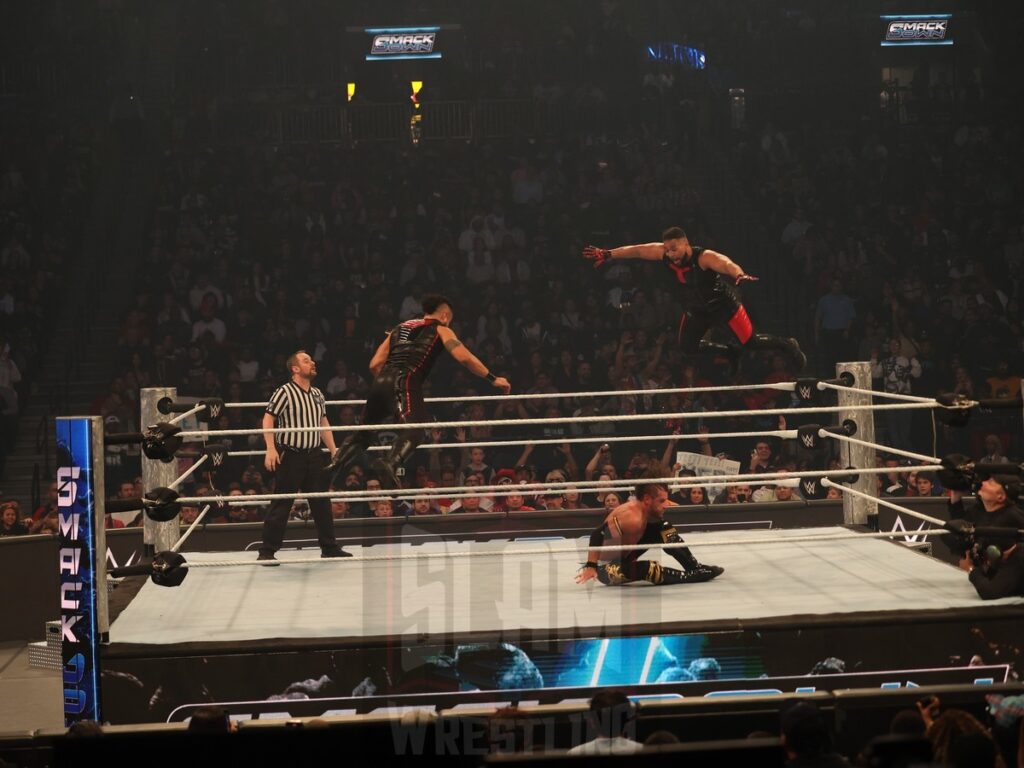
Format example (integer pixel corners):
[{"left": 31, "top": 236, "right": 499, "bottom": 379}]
[{"left": 260, "top": 446, "right": 337, "bottom": 554}]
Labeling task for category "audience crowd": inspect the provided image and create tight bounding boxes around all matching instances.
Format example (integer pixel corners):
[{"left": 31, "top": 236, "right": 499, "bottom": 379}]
[
  {"left": 1, "top": 3, "right": 1022, "bottom": 529},
  {"left": 738, "top": 114, "right": 1024, "bottom": 456},
  {"left": 0, "top": 118, "right": 90, "bottom": 484},
  {"left": 49, "top": 691, "right": 1024, "bottom": 767},
  {"left": 5, "top": 111, "right": 1021, "bottom": 528}
]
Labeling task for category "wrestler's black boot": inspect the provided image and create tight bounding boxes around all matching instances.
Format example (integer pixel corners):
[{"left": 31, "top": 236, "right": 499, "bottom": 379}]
[
  {"left": 745, "top": 333, "right": 807, "bottom": 372},
  {"left": 660, "top": 564, "right": 724, "bottom": 584},
  {"left": 671, "top": 546, "right": 725, "bottom": 582},
  {"left": 325, "top": 435, "right": 370, "bottom": 484},
  {"left": 371, "top": 434, "right": 419, "bottom": 490}
]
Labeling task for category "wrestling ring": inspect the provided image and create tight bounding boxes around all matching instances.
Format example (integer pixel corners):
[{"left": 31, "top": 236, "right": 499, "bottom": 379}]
[{"left": 51, "top": 363, "right": 1024, "bottom": 725}]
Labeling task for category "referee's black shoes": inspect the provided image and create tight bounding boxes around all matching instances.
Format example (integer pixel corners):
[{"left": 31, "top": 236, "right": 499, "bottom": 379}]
[
  {"left": 256, "top": 551, "right": 280, "bottom": 567},
  {"left": 321, "top": 546, "right": 352, "bottom": 558}
]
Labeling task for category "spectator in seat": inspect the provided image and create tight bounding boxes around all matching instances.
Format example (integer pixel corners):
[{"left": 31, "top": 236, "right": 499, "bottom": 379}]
[
  {"left": 449, "top": 472, "right": 494, "bottom": 513},
  {"left": 748, "top": 439, "right": 778, "bottom": 475},
  {"left": 568, "top": 690, "right": 642, "bottom": 755},
  {"left": 1, "top": 501, "right": 30, "bottom": 536},
  {"left": 563, "top": 487, "right": 583, "bottom": 509},
  {"left": 236, "top": 346, "right": 259, "bottom": 383},
  {"left": 915, "top": 472, "right": 943, "bottom": 498},
  {"left": 373, "top": 499, "right": 401, "bottom": 518},
  {"left": 187, "top": 275, "right": 224, "bottom": 314},
  {"left": 928, "top": 708, "right": 1003, "bottom": 767},
  {"left": 497, "top": 482, "right": 535, "bottom": 513},
  {"left": 985, "top": 359, "right": 1020, "bottom": 400},
  {"left": 187, "top": 706, "right": 236, "bottom": 733},
  {"left": 32, "top": 482, "right": 58, "bottom": 523},
  {"left": 325, "top": 360, "right": 364, "bottom": 398},
  {"left": 31, "top": 506, "right": 60, "bottom": 535},
  {"left": 675, "top": 486, "right": 707, "bottom": 506},
  {"left": 779, "top": 701, "right": 846, "bottom": 767},
  {"left": 539, "top": 491, "right": 565, "bottom": 511},
  {"left": 410, "top": 496, "right": 440, "bottom": 516},
  {"left": 459, "top": 442, "right": 494, "bottom": 484},
  {"left": 980, "top": 434, "right": 1009, "bottom": 465},
  {"left": 815, "top": 279, "right": 856, "bottom": 373},
  {"left": 191, "top": 294, "right": 227, "bottom": 344},
  {"left": 871, "top": 339, "right": 921, "bottom": 450}
]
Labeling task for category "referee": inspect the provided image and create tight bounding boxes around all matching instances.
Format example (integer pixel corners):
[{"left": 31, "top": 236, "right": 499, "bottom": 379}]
[{"left": 258, "top": 350, "right": 349, "bottom": 563}]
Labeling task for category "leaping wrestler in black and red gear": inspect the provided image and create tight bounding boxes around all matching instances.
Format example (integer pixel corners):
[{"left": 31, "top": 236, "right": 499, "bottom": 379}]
[
  {"left": 583, "top": 227, "right": 806, "bottom": 372},
  {"left": 327, "top": 294, "right": 511, "bottom": 489}
]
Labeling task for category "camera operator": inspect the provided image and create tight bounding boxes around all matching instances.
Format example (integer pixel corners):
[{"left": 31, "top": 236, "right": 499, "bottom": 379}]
[
  {"left": 961, "top": 536, "right": 1024, "bottom": 599},
  {"left": 949, "top": 475, "right": 1024, "bottom": 538},
  {"left": 950, "top": 475, "right": 1024, "bottom": 599}
]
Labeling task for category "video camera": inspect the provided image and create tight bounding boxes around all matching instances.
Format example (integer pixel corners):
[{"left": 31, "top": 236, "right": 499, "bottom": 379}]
[
  {"left": 943, "top": 518, "right": 1024, "bottom": 567},
  {"left": 938, "top": 454, "right": 1022, "bottom": 499}
]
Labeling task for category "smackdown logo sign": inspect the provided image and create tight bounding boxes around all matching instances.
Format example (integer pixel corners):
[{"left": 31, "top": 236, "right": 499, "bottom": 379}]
[
  {"left": 366, "top": 27, "right": 442, "bottom": 60},
  {"left": 881, "top": 14, "right": 952, "bottom": 46}
]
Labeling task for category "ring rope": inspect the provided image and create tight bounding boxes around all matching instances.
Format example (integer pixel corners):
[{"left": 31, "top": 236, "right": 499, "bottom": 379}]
[
  {"left": 820, "top": 430, "right": 940, "bottom": 464},
  {"left": 167, "top": 528, "right": 956, "bottom": 569},
  {"left": 220, "top": 381, "right": 800, "bottom": 410},
  {"left": 171, "top": 504, "right": 211, "bottom": 554},
  {"left": 177, "top": 401, "right": 939, "bottom": 439},
  {"left": 166, "top": 403, "right": 207, "bottom": 426},
  {"left": 168, "top": 454, "right": 207, "bottom": 491},
  {"left": 667, "top": 464, "right": 942, "bottom": 491},
  {"left": 817, "top": 381, "right": 936, "bottom": 404},
  {"left": 197, "top": 429, "right": 801, "bottom": 458},
  {"left": 821, "top": 478, "right": 947, "bottom": 527},
  {"left": 225, "top": 476, "right": 805, "bottom": 507},
  {"left": 173, "top": 465, "right": 942, "bottom": 505}
]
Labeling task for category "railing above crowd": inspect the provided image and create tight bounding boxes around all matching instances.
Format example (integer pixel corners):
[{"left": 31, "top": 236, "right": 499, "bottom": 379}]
[{"left": 199, "top": 98, "right": 689, "bottom": 146}]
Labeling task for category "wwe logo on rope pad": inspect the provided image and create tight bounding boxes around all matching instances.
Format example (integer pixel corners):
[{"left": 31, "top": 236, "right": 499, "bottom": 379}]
[
  {"left": 200, "top": 398, "right": 224, "bottom": 422},
  {"left": 794, "top": 378, "right": 818, "bottom": 404},
  {"left": 205, "top": 444, "right": 228, "bottom": 467},
  {"left": 797, "top": 424, "right": 821, "bottom": 450}
]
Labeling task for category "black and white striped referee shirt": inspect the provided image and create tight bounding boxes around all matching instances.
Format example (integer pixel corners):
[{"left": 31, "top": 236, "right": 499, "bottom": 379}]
[{"left": 266, "top": 381, "right": 327, "bottom": 450}]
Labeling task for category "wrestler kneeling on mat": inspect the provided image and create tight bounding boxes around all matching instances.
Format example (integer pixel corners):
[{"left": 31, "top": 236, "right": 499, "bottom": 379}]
[{"left": 575, "top": 465, "right": 723, "bottom": 586}]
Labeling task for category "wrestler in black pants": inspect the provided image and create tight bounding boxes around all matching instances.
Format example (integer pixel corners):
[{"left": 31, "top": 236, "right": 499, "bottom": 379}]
[
  {"left": 329, "top": 369, "right": 425, "bottom": 485},
  {"left": 260, "top": 446, "right": 338, "bottom": 555},
  {"left": 678, "top": 301, "right": 804, "bottom": 371}
]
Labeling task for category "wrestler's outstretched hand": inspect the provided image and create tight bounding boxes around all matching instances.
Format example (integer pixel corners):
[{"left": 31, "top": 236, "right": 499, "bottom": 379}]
[
  {"left": 491, "top": 376, "right": 512, "bottom": 394},
  {"left": 582, "top": 245, "right": 612, "bottom": 268},
  {"left": 735, "top": 273, "right": 759, "bottom": 285},
  {"left": 575, "top": 566, "right": 598, "bottom": 584}
]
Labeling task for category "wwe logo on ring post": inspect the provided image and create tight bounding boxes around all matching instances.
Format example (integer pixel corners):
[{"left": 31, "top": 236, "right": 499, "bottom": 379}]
[
  {"left": 800, "top": 433, "right": 816, "bottom": 449},
  {"left": 797, "top": 384, "right": 813, "bottom": 401}
]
